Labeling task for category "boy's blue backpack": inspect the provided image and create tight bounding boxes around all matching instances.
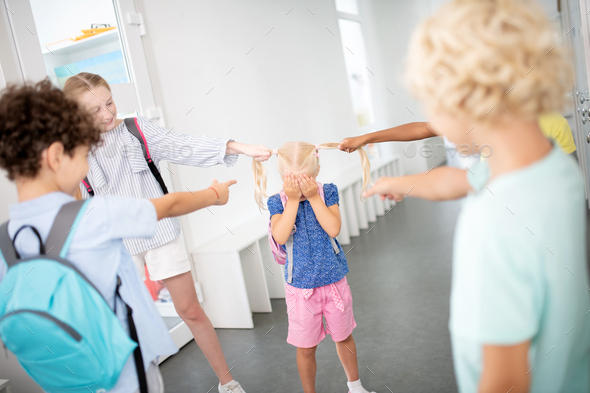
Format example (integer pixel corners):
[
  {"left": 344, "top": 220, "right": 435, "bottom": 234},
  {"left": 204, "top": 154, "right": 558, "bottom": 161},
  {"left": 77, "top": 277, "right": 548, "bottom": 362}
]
[{"left": 0, "top": 200, "right": 148, "bottom": 393}]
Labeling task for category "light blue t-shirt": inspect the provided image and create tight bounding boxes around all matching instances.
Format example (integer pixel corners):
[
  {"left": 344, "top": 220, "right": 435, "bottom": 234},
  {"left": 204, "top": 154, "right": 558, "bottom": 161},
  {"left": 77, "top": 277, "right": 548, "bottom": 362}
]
[
  {"left": 451, "top": 145, "right": 590, "bottom": 393},
  {"left": 0, "top": 192, "right": 177, "bottom": 392}
]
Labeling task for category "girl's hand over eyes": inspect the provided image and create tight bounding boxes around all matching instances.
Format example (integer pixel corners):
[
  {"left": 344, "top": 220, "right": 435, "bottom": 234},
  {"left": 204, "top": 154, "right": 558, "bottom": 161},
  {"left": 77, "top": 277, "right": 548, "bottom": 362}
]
[
  {"left": 298, "top": 174, "right": 319, "bottom": 199},
  {"left": 283, "top": 173, "right": 302, "bottom": 200}
]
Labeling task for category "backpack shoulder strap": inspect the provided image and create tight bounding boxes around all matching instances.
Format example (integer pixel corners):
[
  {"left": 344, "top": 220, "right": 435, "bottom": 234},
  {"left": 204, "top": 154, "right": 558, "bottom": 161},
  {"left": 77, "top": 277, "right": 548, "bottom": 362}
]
[
  {"left": 45, "top": 200, "right": 90, "bottom": 259},
  {"left": 125, "top": 117, "right": 169, "bottom": 195},
  {"left": 82, "top": 176, "right": 94, "bottom": 197},
  {"left": 124, "top": 117, "right": 151, "bottom": 160},
  {"left": 115, "top": 276, "right": 148, "bottom": 393},
  {"left": 317, "top": 182, "right": 325, "bottom": 202},
  {"left": 286, "top": 236, "right": 294, "bottom": 284},
  {"left": 0, "top": 222, "right": 18, "bottom": 268}
]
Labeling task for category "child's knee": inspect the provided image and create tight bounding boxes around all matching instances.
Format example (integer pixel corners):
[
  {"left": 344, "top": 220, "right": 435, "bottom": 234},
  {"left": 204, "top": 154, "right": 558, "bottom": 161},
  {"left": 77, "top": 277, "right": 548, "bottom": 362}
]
[
  {"left": 175, "top": 301, "right": 206, "bottom": 322},
  {"left": 297, "top": 346, "right": 317, "bottom": 357},
  {"left": 335, "top": 333, "right": 353, "bottom": 344}
]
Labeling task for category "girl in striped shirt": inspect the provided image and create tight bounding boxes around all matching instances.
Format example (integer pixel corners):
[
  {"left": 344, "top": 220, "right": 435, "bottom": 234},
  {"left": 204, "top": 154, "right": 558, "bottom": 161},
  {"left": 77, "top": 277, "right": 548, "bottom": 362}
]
[{"left": 64, "top": 72, "right": 269, "bottom": 393}]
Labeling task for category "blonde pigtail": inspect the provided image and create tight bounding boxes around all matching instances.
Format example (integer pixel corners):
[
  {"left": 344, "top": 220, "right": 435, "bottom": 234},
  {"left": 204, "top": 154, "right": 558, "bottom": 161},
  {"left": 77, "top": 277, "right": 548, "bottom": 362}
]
[
  {"left": 316, "top": 142, "right": 373, "bottom": 200},
  {"left": 252, "top": 159, "right": 268, "bottom": 211},
  {"left": 355, "top": 146, "right": 374, "bottom": 198}
]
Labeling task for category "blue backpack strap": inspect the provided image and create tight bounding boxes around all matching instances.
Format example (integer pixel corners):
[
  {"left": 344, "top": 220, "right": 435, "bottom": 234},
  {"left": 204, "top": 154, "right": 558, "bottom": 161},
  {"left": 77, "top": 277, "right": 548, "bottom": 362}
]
[
  {"left": 45, "top": 200, "right": 90, "bottom": 259},
  {"left": 0, "top": 222, "right": 18, "bottom": 268}
]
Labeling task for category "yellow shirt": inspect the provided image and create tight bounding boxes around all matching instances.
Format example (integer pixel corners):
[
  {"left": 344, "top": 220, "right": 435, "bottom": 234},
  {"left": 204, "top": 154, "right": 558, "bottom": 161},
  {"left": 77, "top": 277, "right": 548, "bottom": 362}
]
[{"left": 538, "top": 112, "right": 577, "bottom": 154}]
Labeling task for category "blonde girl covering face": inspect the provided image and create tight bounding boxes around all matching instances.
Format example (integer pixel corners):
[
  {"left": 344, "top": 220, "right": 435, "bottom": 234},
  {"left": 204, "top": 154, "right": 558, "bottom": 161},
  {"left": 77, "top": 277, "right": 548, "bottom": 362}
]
[{"left": 255, "top": 141, "right": 376, "bottom": 393}]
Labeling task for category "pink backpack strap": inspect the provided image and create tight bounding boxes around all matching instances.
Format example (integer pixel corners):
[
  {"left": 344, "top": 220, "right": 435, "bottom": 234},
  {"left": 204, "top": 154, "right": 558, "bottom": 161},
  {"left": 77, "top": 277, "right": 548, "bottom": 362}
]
[{"left": 124, "top": 117, "right": 169, "bottom": 195}]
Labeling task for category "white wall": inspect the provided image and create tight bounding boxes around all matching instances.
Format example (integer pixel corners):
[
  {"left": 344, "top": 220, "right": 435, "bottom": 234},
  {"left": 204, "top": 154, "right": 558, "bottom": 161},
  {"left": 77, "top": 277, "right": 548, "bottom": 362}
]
[
  {"left": 428, "top": 0, "right": 559, "bottom": 18},
  {"left": 138, "top": 0, "right": 381, "bottom": 248},
  {"left": 360, "top": 0, "right": 443, "bottom": 174}
]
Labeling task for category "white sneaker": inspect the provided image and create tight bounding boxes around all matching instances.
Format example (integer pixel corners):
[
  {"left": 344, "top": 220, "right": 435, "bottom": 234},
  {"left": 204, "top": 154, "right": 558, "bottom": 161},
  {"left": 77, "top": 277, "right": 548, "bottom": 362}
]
[{"left": 218, "top": 380, "right": 246, "bottom": 393}]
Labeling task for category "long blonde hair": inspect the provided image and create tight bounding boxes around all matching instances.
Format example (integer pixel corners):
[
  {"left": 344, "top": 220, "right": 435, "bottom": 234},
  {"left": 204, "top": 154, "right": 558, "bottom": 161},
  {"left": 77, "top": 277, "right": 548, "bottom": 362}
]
[
  {"left": 63, "top": 72, "right": 111, "bottom": 100},
  {"left": 253, "top": 141, "right": 372, "bottom": 210}
]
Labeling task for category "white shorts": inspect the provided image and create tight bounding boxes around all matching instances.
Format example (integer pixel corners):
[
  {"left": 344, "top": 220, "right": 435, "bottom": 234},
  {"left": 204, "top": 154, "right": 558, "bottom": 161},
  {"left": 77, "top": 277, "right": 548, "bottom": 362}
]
[{"left": 131, "top": 236, "right": 191, "bottom": 281}]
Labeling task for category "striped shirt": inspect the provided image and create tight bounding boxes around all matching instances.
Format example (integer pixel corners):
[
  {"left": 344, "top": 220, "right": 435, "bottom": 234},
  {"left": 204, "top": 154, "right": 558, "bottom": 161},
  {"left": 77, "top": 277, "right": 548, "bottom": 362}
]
[{"left": 80, "top": 116, "right": 238, "bottom": 255}]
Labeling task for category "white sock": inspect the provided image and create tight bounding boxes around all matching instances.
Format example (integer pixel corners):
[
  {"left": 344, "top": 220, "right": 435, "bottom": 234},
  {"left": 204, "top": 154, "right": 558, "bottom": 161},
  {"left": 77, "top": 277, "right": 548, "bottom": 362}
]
[
  {"left": 220, "top": 380, "right": 237, "bottom": 388},
  {"left": 347, "top": 379, "right": 369, "bottom": 393}
]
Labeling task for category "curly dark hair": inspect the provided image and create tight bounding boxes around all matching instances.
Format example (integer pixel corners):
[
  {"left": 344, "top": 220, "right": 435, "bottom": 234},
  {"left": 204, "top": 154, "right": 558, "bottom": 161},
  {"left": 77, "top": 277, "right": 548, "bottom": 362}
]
[{"left": 0, "top": 79, "right": 102, "bottom": 180}]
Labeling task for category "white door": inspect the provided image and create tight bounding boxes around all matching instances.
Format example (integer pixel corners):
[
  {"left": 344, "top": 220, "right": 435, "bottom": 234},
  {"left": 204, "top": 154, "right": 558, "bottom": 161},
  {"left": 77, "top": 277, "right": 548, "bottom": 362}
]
[
  {"left": 2, "top": 0, "right": 161, "bottom": 118},
  {"left": 563, "top": 0, "right": 590, "bottom": 208}
]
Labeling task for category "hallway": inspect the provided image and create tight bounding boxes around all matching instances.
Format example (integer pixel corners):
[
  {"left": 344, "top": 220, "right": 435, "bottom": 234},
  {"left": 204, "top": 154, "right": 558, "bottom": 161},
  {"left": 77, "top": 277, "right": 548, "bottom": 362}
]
[{"left": 161, "top": 197, "right": 462, "bottom": 392}]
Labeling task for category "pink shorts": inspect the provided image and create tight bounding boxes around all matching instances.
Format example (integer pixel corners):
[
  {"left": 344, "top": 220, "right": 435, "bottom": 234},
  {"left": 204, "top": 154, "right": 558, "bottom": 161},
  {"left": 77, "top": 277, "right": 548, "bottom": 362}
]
[{"left": 285, "top": 277, "right": 356, "bottom": 348}]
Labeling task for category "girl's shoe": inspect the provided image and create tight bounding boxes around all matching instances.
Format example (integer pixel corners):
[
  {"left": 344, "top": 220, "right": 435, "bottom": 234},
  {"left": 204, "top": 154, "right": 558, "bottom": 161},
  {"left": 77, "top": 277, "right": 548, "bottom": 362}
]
[{"left": 218, "top": 380, "right": 246, "bottom": 393}]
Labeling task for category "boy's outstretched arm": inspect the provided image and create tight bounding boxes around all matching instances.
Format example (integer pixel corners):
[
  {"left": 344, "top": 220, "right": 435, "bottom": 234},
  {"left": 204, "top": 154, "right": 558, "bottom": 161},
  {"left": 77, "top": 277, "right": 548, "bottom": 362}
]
[
  {"left": 364, "top": 167, "right": 471, "bottom": 202},
  {"left": 150, "top": 179, "right": 236, "bottom": 220},
  {"left": 479, "top": 341, "right": 530, "bottom": 393},
  {"left": 339, "top": 122, "right": 435, "bottom": 153}
]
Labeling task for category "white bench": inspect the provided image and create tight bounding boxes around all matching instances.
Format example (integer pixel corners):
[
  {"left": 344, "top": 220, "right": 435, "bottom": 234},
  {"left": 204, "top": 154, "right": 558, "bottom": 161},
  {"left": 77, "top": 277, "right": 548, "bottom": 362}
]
[
  {"left": 191, "top": 155, "right": 403, "bottom": 328},
  {"left": 0, "top": 380, "right": 12, "bottom": 393}
]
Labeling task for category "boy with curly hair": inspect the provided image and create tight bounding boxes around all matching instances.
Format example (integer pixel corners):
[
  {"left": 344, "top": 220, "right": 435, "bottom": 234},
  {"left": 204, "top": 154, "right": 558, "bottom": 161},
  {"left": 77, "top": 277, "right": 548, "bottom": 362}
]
[
  {"left": 0, "top": 79, "right": 236, "bottom": 392},
  {"left": 365, "top": 1, "right": 590, "bottom": 392}
]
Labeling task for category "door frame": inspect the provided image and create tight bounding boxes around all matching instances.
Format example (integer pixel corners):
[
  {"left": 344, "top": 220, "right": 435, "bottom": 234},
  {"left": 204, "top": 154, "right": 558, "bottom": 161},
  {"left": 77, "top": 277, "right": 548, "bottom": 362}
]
[{"left": 563, "top": 0, "right": 590, "bottom": 207}]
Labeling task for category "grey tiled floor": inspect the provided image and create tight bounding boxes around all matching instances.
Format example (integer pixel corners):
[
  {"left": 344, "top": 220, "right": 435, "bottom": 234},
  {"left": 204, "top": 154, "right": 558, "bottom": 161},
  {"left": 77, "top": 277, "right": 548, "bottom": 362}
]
[{"left": 161, "top": 197, "right": 462, "bottom": 392}]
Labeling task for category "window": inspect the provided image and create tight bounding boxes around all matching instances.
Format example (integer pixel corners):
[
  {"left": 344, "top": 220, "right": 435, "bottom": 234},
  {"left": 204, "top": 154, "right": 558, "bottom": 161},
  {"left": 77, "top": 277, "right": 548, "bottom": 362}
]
[
  {"left": 335, "top": 0, "right": 359, "bottom": 15},
  {"left": 336, "top": 0, "right": 375, "bottom": 128},
  {"left": 29, "top": 0, "right": 130, "bottom": 89}
]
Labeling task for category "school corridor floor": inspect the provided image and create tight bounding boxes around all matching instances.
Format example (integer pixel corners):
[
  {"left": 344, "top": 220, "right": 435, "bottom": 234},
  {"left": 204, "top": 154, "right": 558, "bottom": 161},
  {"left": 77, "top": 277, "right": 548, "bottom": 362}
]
[{"left": 161, "top": 197, "right": 463, "bottom": 392}]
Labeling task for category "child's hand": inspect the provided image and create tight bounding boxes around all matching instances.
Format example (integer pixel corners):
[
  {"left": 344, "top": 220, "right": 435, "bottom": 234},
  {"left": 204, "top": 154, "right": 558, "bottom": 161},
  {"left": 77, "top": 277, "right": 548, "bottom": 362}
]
[
  {"left": 248, "top": 144, "right": 272, "bottom": 162},
  {"left": 298, "top": 174, "right": 319, "bottom": 199},
  {"left": 227, "top": 142, "right": 271, "bottom": 162},
  {"left": 338, "top": 135, "right": 367, "bottom": 153},
  {"left": 363, "top": 177, "right": 406, "bottom": 202},
  {"left": 209, "top": 178, "right": 238, "bottom": 205},
  {"left": 283, "top": 173, "right": 302, "bottom": 200}
]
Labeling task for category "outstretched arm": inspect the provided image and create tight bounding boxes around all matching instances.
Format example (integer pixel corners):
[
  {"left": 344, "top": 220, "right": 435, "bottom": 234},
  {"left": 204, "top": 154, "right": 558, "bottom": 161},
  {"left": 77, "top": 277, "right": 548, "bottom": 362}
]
[
  {"left": 137, "top": 117, "right": 271, "bottom": 167},
  {"left": 339, "top": 122, "right": 436, "bottom": 152},
  {"left": 364, "top": 167, "right": 471, "bottom": 202},
  {"left": 226, "top": 142, "right": 271, "bottom": 162},
  {"left": 150, "top": 179, "right": 236, "bottom": 220}
]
